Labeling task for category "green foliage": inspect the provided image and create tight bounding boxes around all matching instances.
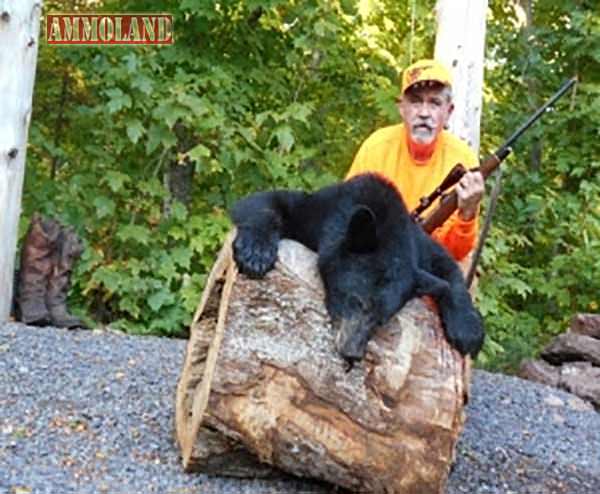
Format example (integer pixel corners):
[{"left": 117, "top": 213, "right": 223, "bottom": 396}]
[
  {"left": 26, "top": 0, "right": 404, "bottom": 335},
  {"left": 23, "top": 0, "right": 600, "bottom": 373},
  {"left": 478, "top": 0, "right": 600, "bottom": 372}
]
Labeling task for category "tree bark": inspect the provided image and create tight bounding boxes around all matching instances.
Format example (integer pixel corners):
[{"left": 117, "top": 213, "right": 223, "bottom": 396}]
[
  {"left": 0, "top": 1, "right": 43, "bottom": 321},
  {"left": 434, "top": 0, "right": 488, "bottom": 154},
  {"left": 176, "top": 232, "right": 471, "bottom": 494},
  {"left": 164, "top": 121, "right": 196, "bottom": 215},
  {"left": 434, "top": 0, "right": 488, "bottom": 283},
  {"left": 519, "top": 0, "right": 543, "bottom": 171}
]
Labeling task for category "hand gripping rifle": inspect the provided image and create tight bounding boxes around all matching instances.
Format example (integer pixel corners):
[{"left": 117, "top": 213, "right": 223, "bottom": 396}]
[{"left": 411, "top": 77, "right": 577, "bottom": 234}]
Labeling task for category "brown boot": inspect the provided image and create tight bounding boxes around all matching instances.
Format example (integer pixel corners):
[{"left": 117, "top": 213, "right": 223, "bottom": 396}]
[
  {"left": 46, "top": 225, "right": 85, "bottom": 329},
  {"left": 17, "top": 214, "right": 61, "bottom": 325}
]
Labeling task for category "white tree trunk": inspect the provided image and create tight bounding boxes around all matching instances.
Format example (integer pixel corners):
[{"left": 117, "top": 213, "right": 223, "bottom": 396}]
[
  {"left": 0, "top": 1, "right": 43, "bottom": 320},
  {"left": 434, "top": 0, "right": 488, "bottom": 155}
]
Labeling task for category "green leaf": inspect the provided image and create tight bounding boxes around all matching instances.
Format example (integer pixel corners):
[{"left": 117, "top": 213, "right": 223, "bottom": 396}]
[
  {"left": 273, "top": 125, "right": 294, "bottom": 153},
  {"left": 172, "top": 246, "right": 193, "bottom": 269},
  {"left": 177, "top": 94, "right": 209, "bottom": 117},
  {"left": 168, "top": 226, "right": 187, "bottom": 241},
  {"left": 146, "top": 124, "right": 176, "bottom": 153},
  {"left": 181, "top": 273, "right": 204, "bottom": 313},
  {"left": 285, "top": 103, "right": 314, "bottom": 124},
  {"left": 117, "top": 225, "right": 151, "bottom": 245},
  {"left": 139, "top": 178, "right": 166, "bottom": 198},
  {"left": 126, "top": 119, "right": 145, "bottom": 144},
  {"left": 119, "top": 296, "right": 141, "bottom": 319},
  {"left": 181, "top": 0, "right": 215, "bottom": 12},
  {"left": 148, "top": 288, "right": 175, "bottom": 312},
  {"left": 157, "top": 257, "right": 178, "bottom": 281},
  {"left": 170, "top": 202, "right": 188, "bottom": 221},
  {"left": 103, "top": 171, "right": 130, "bottom": 193},
  {"left": 92, "top": 268, "right": 121, "bottom": 294},
  {"left": 152, "top": 103, "right": 189, "bottom": 129},
  {"left": 105, "top": 88, "right": 132, "bottom": 114},
  {"left": 187, "top": 143, "right": 211, "bottom": 162},
  {"left": 132, "top": 74, "right": 154, "bottom": 95},
  {"left": 123, "top": 53, "right": 138, "bottom": 73},
  {"left": 93, "top": 197, "right": 116, "bottom": 219}
]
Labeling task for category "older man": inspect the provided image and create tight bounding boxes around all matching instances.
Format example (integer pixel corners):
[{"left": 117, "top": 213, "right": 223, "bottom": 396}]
[{"left": 347, "top": 59, "right": 484, "bottom": 261}]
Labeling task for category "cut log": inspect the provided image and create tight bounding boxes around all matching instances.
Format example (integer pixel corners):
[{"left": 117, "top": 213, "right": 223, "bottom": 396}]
[
  {"left": 176, "top": 232, "right": 471, "bottom": 494},
  {"left": 570, "top": 313, "right": 600, "bottom": 339},
  {"left": 541, "top": 332, "right": 600, "bottom": 366}
]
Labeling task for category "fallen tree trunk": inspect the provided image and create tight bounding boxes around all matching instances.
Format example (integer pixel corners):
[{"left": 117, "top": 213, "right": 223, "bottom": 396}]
[{"left": 176, "top": 232, "right": 471, "bottom": 494}]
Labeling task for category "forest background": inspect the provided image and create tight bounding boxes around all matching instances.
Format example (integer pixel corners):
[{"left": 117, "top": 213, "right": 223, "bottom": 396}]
[{"left": 22, "top": 0, "right": 599, "bottom": 372}]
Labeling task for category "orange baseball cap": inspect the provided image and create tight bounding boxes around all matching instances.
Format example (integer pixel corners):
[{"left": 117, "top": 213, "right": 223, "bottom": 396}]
[{"left": 401, "top": 59, "right": 452, "bottom": 94}]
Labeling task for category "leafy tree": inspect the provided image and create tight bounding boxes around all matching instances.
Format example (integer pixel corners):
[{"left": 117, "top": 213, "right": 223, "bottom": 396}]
[
  {"left": 478, "top": 0, "right": 600, "bottom": 370},
  {"left": 22, "top": 1, "right": 599, "bottom": 373},
  {"left": 25, "top": 0, "right": 401, "bottom": 334}
]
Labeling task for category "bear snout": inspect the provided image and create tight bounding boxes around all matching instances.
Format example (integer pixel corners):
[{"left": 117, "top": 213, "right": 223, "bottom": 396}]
[{"left": 334, "top": 317, "right": 373, "bottom": 369}]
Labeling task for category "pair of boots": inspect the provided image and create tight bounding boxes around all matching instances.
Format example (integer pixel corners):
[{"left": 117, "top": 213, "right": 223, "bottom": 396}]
[{"left": 16, "top": 213, "right": 85, "bottom": 329}]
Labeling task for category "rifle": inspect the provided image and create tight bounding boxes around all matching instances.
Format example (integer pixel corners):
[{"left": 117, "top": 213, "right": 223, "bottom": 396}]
[{"left": 412, "top": 77, "right": 577, "bottom": 233}]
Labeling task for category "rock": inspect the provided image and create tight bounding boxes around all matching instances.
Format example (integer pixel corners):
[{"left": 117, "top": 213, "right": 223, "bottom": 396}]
[
  {"left": 541, "top": 332, "right": 600, "bottom": 366},
  {"left": 570, "top": 313, "right": 600, "bottom": 339},
  {"left": 519, "top": 359, "right": 559, "bottom": 387},
  {"left": 559, "top": 362, "right": 600, "bottom": 408}
]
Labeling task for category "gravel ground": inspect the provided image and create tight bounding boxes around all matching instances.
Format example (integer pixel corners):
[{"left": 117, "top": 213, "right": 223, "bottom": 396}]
[{"left": 1, "top": 322, "right": 599, "bottom": 494}]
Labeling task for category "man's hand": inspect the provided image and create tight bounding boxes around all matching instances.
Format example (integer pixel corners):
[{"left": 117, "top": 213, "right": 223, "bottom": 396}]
[{"left": 456, "top": 171, "right": 484, "bottom": 221}]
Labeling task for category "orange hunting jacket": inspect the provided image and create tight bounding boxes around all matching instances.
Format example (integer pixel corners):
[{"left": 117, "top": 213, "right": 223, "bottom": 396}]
[{"left": 346, "top": 123, "right": 479, "bottom": 261}]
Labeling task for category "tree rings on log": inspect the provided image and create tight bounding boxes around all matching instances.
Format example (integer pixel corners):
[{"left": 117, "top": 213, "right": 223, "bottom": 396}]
[{"left": 175, "top": 231, "right": 471, "bottom": 493}]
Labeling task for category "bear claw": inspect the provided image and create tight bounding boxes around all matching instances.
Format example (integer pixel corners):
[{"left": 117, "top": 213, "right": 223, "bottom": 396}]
[{"left": 233, "top": 228, "right": 279, "bottom": 278}]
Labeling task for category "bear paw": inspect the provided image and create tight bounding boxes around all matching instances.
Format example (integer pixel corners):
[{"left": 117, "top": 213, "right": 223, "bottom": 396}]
[
  {"left": 443, "top": 307, "right": 484, "bottom": 357},
  {"left": 233, "top": 226, "right": 279, "bottom": 278}
]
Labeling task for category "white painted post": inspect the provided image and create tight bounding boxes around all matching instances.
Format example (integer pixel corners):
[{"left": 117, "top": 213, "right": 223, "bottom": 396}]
[
  {"left": 0, "top": 1, "right": 43, "bottom": 320},
  {"left": 434, "top": 0, "right": 488, "bottom": 155}
]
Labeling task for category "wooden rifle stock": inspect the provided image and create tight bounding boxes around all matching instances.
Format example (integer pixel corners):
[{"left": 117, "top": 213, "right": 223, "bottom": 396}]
[
  {"left": 415, "top": 77, "right": 577, "bottom": 234},
  {"left": 419, "top": 153, "right": 502, "bottom": 234}
]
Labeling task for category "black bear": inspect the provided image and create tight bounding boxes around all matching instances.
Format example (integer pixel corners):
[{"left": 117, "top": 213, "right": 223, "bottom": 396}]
[{"left": 230, "top": 173, "right": 484, "bottom": 366}]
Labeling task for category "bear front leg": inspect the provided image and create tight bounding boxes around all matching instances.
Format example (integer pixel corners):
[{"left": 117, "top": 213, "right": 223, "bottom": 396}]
[
  {"left": 436, "top": 289, "right": 484, "bottom": 357},
  {"left": 426, "top": 252, "right": 485, "bottom": 357},
  {"left": 231, "top": 189, "right": 312, "bottom": 278},
  {"left": 231, "top": 192, "right": 284, "bottom": 278}
]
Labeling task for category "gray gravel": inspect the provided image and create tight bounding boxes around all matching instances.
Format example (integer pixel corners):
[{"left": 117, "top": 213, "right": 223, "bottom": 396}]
[{"left": 1, "top": 322, "right": 599, "bottom": 494}]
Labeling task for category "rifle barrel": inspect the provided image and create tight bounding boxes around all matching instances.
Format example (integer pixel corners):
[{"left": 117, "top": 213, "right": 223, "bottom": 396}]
[
  {"left": 418, "top": 77, "right": 577, "bottom": 233},
  {"left": 499, "top": 77, "right": 577, "bottom": 155}
]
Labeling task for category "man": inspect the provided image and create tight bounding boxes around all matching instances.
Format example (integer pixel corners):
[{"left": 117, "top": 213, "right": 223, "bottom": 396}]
[{"left": 347, "top": 59, "right": 484, "bottom": 261}]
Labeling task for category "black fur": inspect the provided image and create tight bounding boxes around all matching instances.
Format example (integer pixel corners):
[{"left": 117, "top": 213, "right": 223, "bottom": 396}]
[{"left": 231, "top": 173, "right": 484, "bottom": 365}]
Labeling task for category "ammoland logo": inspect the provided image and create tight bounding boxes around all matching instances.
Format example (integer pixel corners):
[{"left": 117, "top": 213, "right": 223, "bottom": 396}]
[{"left": 46, "top": 13, "right": 173, "bottom": 45}]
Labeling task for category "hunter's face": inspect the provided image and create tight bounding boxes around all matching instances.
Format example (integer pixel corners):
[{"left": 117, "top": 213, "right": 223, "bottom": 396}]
[{"left": 399, "top": 82, "right": 454, "bottom": 144}]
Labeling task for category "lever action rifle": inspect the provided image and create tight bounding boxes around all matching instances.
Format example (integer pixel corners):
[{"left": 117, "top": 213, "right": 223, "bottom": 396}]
[{"left": 412, "top": 77, "right": 577, "bottom": 234}]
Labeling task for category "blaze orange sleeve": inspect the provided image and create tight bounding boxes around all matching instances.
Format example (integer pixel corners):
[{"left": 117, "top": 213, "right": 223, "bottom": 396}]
[
  {"left": 431, "top": 210, "right": 478, "bottom": 261},
  {"left": 346, "top": 125, "right": 480, "bottom": 261}
]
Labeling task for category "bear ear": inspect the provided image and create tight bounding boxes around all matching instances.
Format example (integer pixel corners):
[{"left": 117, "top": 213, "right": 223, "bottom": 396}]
[{"left": 346, "top": 205, "right": 378, "bottom": 253}]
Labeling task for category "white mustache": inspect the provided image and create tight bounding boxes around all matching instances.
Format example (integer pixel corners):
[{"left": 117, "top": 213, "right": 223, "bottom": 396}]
[{"left": 412, "top": 123, "right": 434, "bottom": 132}]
